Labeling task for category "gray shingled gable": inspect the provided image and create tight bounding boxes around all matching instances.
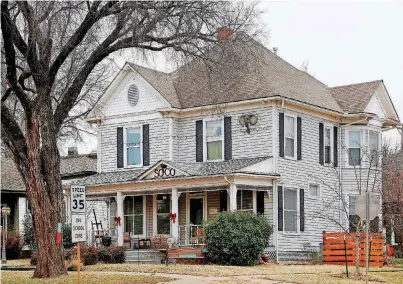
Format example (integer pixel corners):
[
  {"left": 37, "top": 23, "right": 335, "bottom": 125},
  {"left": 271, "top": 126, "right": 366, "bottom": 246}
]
[{"left": 329, "top": 80, "right": 382, "bottom": 113}]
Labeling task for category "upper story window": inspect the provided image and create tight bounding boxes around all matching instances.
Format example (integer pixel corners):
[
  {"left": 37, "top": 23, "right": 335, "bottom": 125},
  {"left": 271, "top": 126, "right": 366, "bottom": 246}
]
[
  {"left": 348, "top": 130, "right": 361, "bottom": 166},
  {"left": 324, "top": 126, "right": 333, "bottom": 164},
  {"left": 369, "top": 131, "right": 380, "bottom": 165},
  {"left": 205, "top": 119, "right": 223, "bottom": 161},
  {"left": 285, "top": 115, "right": 297, "bottom": 159},
  {"left": 126, "top": 127, "right": 142, "bottom": 166}
]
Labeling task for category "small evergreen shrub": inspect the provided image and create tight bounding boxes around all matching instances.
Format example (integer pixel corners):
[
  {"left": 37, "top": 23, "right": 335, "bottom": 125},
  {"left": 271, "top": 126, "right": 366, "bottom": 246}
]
[
  {"left": 22, "top": 214, "right": 36, "bottom": 250},
  {"left": 204, "top": 211, "right": 272, "bottom": 266},
  {"left": 62, "top": 224, "right": 73, "bottom": 249}
]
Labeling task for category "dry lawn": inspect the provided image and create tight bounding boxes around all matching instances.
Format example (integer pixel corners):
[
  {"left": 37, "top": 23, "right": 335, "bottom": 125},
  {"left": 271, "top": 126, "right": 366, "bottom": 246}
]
[{"left": 0, "top": 271, "right": 172, "bottom": 284}]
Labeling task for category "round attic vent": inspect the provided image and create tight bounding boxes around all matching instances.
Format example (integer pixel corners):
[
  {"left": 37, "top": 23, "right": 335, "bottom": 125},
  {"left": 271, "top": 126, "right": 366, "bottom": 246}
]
[{"left": 127, "top": 84, "right": 139, "bottom": 106}]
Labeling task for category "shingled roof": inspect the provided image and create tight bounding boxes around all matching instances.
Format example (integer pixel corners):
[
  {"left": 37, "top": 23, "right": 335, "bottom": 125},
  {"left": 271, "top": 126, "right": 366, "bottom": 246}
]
[
  {"left": 329, "top": 80, "right": 382, "bottom": 113},
  {"left": 1, "top": 153, "right": 97, "bottom": 192},
  {"left": 128, "top": 32, "right": 344, "bottom": 113}
]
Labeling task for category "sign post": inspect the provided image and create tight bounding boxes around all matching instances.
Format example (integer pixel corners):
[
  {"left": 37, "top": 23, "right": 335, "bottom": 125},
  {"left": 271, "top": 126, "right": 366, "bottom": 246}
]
[
  {"left": 70, "top": 185, "right": 87, "bottom": 284},
  {"left": 355, "top": 192, "right": 380, "bottom": 284}
]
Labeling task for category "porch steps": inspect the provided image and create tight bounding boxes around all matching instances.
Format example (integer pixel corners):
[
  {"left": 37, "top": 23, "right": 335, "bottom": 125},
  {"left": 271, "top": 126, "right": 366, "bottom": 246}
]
[{"left": 125, "top": 249, "right": 165, "bottom": 264}]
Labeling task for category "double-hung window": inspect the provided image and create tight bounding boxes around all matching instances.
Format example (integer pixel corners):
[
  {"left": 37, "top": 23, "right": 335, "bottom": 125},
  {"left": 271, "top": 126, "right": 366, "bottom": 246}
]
[
  {"left": 285, "top": 115, "right": 297, "bottom": 158},
  {"left": 236, "top": 190, "right": 253, "bottom": 212},
  {"left": 124, "top": 196, "right": 145, "bottom": 237},
  {"left": 369, "top": 131, "right": 380, "bottom": 166},
  {"left": 205, "top": 119, "right": 223, "bottom": 161},
  {"left": 348, "top": 131, "right": 361, "bottom": 166},
  {"left": 156, "top": 195, "right": 170, "bottom": 235},
  {"left": 284, "top": 188, "right": 298, "bottom": 232},
  {"left": 324, "top": 126, "right": 332, "bottom": 164},
  {"left": 126, "top": 127, "right": 142, "bottom": 166}
]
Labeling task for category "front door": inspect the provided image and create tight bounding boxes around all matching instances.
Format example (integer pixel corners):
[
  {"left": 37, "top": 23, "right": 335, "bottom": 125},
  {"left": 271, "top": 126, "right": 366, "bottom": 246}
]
[{"left": 189, "top": 197, "right": 204, "bottom": 225}]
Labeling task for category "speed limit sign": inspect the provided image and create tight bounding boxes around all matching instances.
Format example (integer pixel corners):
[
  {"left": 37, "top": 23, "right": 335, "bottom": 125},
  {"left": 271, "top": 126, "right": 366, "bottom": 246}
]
[{"left": 70, "top": 185, "right": 86, "bottom": 214}]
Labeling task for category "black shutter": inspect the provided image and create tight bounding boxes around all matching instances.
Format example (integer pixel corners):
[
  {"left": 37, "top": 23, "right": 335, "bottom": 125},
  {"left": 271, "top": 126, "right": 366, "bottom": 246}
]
[
  {"left": 117, "top": 127, "right": 124, "bottom": 168},
  {"left": 300, "top": 188, "right": 305, "bottom": 232},
  {"left": 278, "top": 186, "right": 283, "bottom": 231},
  {"left": 333, "top": 126, "right": 338, "bottom": 167},
  {"left": 279, "top": 113, "right": 284, "bottom": 158},
  {"left": 224, "top": 117, "right": 232, "bottom": 160},
  {"left": 297, "top": 117, "right": 302, "bottom": 160},
  {"left": 196, "top": 120, "right": 203, "bottom": 162},
  {"left": 142, "top": 124, "right": 150, "bottom": 166},
  {"left": 319, "top": 123, "right": 324, "bottom": 165}
]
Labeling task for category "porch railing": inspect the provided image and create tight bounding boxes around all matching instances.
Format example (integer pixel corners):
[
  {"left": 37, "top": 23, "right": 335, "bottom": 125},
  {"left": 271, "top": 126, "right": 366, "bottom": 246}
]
[{"left": 178, "top": 224, "right": 204, "bottom": 247}]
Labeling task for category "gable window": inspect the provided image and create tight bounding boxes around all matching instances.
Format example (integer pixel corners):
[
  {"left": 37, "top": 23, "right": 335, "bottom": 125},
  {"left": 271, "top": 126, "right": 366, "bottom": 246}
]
[
  {"left": 205, "top": 119, "right": 223, "bottom": 161},
  {"left": 284, "top": 188, "right": 298, "bottom": 232},
  {"left": 285, "top": 115, "right": 297, "bottom": 158},
  {"left": 126, "top": 127, "right": 142, "bottom": 166},
  {"left": 124, "top": 196, "right": 145, "bottom": 237},
  {"left": 308, "top": 183, "right": 320, "bottom": 198},
  {"left": 369, "top": 131, "right": 380, "bottom": 166},
  {"left": 237, "top": 190, "right": 254, "bottom": 212},
  {"left": 156, "top": 195, "right": 170, "bottom": 235},
  {"left": 324, "top": 126, "right": 333, "bottom": 164},
  {"left": 348, "top": 131, "right": 361, "bottom": 166}
]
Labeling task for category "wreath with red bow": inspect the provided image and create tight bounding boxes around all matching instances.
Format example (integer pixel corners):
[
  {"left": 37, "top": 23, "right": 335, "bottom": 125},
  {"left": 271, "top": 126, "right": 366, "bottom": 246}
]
[{"left": 168, "top": 212, "right": 176, "bottom": 223}]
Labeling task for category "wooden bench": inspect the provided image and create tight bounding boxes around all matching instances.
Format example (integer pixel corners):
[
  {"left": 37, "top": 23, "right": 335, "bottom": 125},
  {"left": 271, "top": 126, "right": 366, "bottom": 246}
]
[{"left": 166, "top": 247, "right": 205, "bottom": 265}]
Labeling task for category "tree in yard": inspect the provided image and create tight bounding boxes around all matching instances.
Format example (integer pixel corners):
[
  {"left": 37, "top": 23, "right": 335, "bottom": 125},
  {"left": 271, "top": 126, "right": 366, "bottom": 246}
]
[
  {"left": 308, "top": 144, "right": 383, "bottom": 276},
  {"left": 1, "top": 1, "right": 263, "bottom": 278}
]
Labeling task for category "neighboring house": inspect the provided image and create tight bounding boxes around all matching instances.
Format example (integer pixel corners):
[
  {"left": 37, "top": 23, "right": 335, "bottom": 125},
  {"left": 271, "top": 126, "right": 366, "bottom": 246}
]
[
  {"left": 65, "top": 31, "right": 400, "bottom": 261},
  {"left": 1, "top": 148, "right": 97, "bottom": 236}
]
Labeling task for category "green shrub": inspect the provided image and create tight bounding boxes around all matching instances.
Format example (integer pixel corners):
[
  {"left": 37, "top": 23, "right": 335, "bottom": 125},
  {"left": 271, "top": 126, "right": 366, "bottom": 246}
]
[
  {"left": 204, "top": 211, "right": 272, "bottom": 266},
  {"left": 98, "top": 246, "right": 126, "bottom": 263}
]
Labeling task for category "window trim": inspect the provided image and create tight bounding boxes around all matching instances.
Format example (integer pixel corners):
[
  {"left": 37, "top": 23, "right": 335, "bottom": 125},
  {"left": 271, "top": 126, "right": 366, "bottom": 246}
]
[
  {"left": 203, "top": 117, "right": 224, "bottom": 162},
  {"left": 186, "top": 192, "right": 207, "bottom": 225},
  {"left": 308, "top": 182, "right": 320, "bottom": 199},
  {"left": 284, "top": 113, "right": 298, "bottom": 160},
  {"left": 123, "top": 195, "right": 146, "bottom": 238},
  {"left": 282, "top": 186, "right": 300, "bottom": 235},
  {"left": 153, "top": 194, "right": 171, "bottom": 237},
  {"left": 323, "top": 123, "right": 334, "bottom": 165},
  {"left": 346, "top": 129, "right": 363, "bottom": 167},
  {"left": 123, "top": 126, "right": 143, "bottom": 168}
]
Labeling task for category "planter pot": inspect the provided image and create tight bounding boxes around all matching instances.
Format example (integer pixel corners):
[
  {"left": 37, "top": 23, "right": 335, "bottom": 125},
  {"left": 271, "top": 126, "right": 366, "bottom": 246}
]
[{"left": 102, "top": 236, "right": 112, "bottom": 247}]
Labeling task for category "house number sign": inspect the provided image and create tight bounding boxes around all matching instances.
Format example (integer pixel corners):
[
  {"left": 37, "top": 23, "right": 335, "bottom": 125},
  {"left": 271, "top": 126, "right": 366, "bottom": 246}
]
[{"left": 155, "top": 167, "right": 176, "bottom": 177}]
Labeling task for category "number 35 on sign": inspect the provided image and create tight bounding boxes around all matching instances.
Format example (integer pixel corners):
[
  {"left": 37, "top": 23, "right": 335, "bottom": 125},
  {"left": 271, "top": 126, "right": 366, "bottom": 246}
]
[{"left": 71, "top": 185, "right": 86, "bottom": 214}]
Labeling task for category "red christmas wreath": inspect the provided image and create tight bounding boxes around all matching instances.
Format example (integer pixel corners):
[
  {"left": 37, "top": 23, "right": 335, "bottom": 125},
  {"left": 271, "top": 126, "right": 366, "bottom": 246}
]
[
  {"left": 114, "top": 216, "right": 121, "bottom": 226},
  {"left": 168, "top": 212, "right": 176, "bottom": 223}
]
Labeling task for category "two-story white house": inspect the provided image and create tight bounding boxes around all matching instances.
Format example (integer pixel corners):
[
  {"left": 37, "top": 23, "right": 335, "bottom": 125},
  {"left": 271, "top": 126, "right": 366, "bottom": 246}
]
[{"left": 67, "top": 31, "right": 401, "bottom": 261}]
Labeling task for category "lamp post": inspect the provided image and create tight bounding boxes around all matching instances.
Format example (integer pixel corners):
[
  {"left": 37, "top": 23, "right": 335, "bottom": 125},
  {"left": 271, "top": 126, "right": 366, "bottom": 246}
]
[{"left": 1, "top": 205, "right": 11, "bottom": 264}]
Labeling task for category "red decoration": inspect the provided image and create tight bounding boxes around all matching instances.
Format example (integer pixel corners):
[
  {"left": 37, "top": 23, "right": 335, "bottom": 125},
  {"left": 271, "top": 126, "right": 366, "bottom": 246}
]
[
  {"left": 114, "top": 216, "right": 121, "bottom": 226},
  {"left": 168, "top": 212, "right": 176, "bottom": 223}
]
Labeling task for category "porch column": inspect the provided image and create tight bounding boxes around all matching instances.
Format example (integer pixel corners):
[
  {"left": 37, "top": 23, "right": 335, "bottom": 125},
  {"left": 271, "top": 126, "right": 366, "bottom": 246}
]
[
  {"left": 171, "top": 188, "right": 180, "bottom": 242},
  {"left": 229, "top": 183, "right": 237, "bottom": 211},
  {"left": 116, "top": 192, "right": 124, "bottom": 246}
]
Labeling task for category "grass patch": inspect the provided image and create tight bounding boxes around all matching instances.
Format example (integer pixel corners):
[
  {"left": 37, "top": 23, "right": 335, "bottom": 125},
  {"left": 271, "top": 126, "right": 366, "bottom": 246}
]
[
  {"left": 391, "top": 258, "right": 403, "bottom": 267},
  {"left": 1, "top": 271, "right": 172, "bottom": 284},
  {"left": 87, "top": 263, "right": 399, "bottom": 277},
  {"left": 2, "top": 259, "right": 34, "bottom": 268}
]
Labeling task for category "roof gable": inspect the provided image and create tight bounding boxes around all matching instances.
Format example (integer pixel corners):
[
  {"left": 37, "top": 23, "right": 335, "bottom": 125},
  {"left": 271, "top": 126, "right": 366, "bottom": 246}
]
[{"left": 138, "top": 161, "right": 188, "bottom": 180}]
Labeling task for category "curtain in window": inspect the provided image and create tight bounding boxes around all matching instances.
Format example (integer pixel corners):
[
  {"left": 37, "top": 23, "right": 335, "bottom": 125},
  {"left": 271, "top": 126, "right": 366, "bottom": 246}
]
[
  {"left": 157, "top": 195, "right": 170, "bottom": 234},
  {"left": 206, "top": 119, "right": 223, "bottom": 160},
  {"left": 284, "top": 189, "right": 297, "bottom": 232},
  {"left": 369, "top": 131, "right": 379, "bottom": 164},
  {"left": 285, "top": 116, "right": 295, "bottom": 157},
  {"left": 325, "top": 128, "right": 331, "bottom": 163},
  {"left": 207, "top": 141, "right": 222, "bottom": 160},
  {"left": 206, "top": 120, "right": 222, "bottom": 138}
]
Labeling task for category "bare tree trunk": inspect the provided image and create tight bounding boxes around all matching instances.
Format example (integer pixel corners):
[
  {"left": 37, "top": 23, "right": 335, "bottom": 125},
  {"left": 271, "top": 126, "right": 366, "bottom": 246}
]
[
  {"left": 21, "top": 97, "right": 67, "bottom": 278},
  {"left": 355, "top": 222, "right": 362, "bottom": 276}
]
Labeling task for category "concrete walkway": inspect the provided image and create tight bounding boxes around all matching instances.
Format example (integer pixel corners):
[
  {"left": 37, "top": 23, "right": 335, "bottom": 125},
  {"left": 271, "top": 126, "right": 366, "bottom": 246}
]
[{"left": 96, "top": 271, "right": 292, "bottom": 283}]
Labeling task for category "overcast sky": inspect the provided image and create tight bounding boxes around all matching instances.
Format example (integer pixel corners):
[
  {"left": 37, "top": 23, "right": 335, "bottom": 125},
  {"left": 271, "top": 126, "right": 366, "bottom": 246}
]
[{"left": 71, "top": 1, "right": 402, "bottom": 154}]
